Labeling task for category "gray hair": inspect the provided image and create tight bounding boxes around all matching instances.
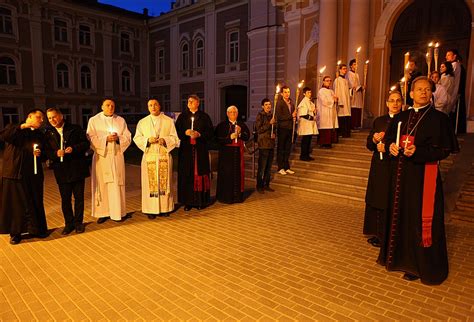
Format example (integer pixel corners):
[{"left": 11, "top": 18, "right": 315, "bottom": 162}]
[{"left": 226, "top": 105, "right": 238, "bottom": 113}]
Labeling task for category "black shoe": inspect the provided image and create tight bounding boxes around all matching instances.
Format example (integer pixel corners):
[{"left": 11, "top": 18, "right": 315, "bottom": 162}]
[
  {"left": 161, "top": 213, "right": 170, "bottom": 217},
  {"left": 147, "top": 214, "right": 156, "bottom": 219},
  {"left": 75, "top": 224, "right": 85, "bottom": 234},
  {"left": 300, "top": 157, "right": 311, "bottom": 161},
  {"left": 367, "top": 237, "right": 380, "bottom": 247},
  {"left": 61, "top": 226, "right": 75, "bottom": 235},
  {"left": 196, "top": 206, "right": 205, "bottom": 210},
  {"left": 402, "top": 273, "right": 419, "bottom": 281},
  {"left": 97, "top": 217, "right": 108, "bottom": 224},
  {"left": 184, "top": 205, "right": 192, "bottom": 211},
  {"left": 10, "top": 235, "right": 21, "bottom": 245},
  {"left": 257, "top": 187, "right": 265, "bottom": 194},
  {"left": 265, "top": 186, "right": 275, "bottom": 192},
  {"left": 308, "top": 156, "right": 315, "bottom": 161}
]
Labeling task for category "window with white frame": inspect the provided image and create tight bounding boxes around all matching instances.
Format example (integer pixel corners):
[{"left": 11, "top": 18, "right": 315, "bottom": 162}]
[
  {"left": 54, "top": 19, "right": 68, "bottom": 43},
  {"left": 121, "top": 70, "right": 131, "bottom": 92},
  {"left": 228, "top": 31, "right": 239, "bottom": 64},
  {"left": 0, "top": 56, "right": 16, "bottom": 85},
  {"left": 180, "top": 42, "right": 189, "bottom": 71},
  {"left": 120, "top": 32, "right": 130, "bottom": 53},
  {"left": 59, "top": 107, "right": 72, "bottom": 121},
  {"left": 157, "top": 48, "right": 165, "bottom": 75},
  {"left": 57, "top": 63, "right": 69, "bottom": 88},
  {"left": 195, "top": 39, "right": 204, "bottom": 69},
  {"left": 79, "top": 24, "right": 91, "bottom": 46},
  {"left": 0, "top": 7, "right": 13, "bottom": 35},
  {"left": 80, "top": 65, "right": 92, "bottom": 90},
  {"left": 81, "top": 107, "right": 93, "bottom": 129}
]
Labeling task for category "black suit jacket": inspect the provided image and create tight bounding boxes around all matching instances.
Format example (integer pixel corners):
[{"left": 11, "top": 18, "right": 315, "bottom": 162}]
[{"left": 44, "top": 122, "right": 90, "bottom": 184}]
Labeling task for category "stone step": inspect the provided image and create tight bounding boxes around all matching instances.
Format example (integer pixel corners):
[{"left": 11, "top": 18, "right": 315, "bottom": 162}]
[{"left": 449, "top": 210, "right": 474, "bottom": 223}]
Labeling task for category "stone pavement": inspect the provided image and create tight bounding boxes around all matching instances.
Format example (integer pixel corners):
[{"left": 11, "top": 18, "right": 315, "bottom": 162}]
[{"left": 1, "top": 164, "right": 473, "bottom": 321}]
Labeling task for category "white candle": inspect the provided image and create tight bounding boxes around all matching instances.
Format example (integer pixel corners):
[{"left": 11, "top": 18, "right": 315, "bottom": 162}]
[
  {"left": 60, "top": 135, "right": 64, "bottom": 162},
  {"left": 33, "top": 144, "right": 38, "bottom": 175},
  {"left": 378, "top": 142, "right": 383, "bottom": 161},
  {"left": 191, "top": 117, "right": 194, "bottom": 131},
  {"left": 395, "top": 121, "right": 402, "bottom": 147},
  {"left": 234, "top": 124, "right": 238, "bottom": 143}
]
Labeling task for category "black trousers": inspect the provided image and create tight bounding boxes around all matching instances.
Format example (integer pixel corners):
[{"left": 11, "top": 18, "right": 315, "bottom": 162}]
[
  {"left": 300, "top": 135, "right": 312, "bottom": 159},
  {"left": 277, "top": 128, "right": 292, "bottom": 170},
  {"left": 257, "top": 148, "right": 274, "bottom": 188},
  {"left": 58, "top": 179, "right": 85, "bottom": 227}
]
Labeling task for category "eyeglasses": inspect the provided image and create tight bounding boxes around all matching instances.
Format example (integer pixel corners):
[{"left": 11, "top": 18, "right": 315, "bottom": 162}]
[{"left": 387, "top": 99, "right": 402, "bottom": 104}]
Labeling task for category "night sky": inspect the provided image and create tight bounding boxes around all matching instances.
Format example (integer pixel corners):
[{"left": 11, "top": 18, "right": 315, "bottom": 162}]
[{"left": 99, "top": 0, "right": 173, "bottom": 16}]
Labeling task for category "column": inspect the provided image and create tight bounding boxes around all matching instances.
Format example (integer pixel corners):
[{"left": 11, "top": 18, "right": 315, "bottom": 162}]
[
  {"left": 205, "top": 4, "right": 217, "bottom": 122},
  {"left": 169, "top": 18, "right": 179, "bottom": 111},
  {"left": 103, "top": 22, "right": 113, "bottom": 97},
  {"left": 346, "top": 0, "right": 370, "bottom": 78},
  {"left": 29, "top": 2, "right": 45, "bottom": 108},
  {"left": 317, "top": 0, "right": 337, "bottom": 79}
]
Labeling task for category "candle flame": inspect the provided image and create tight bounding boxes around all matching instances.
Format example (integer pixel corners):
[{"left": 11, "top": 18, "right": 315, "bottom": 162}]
[
  {"left": 390, "top": 85, "right": 397, "bottom": 91},
  {"left": 356, "top": 46, "right": 361, "bottom": 53},
  {"left": 191, "top": 117, "right": 194, "bottom": 121},
  {"left": 33, "top": 143, "right": 38, "bottom": 150},
  {"left": 435, "top": 42, "right": 439, "bottom": 47},
  {"left": 337, "top": 60, "right": 341, "bottom": 65},
  {"left": 428, "top": 42, "right": 433, "bottom": 47},
  {"left": 426, "top": 52, "right": 429, "bottom": 57},
  {"left": 400, "top": 77, "right": 406, "bottom": 82},
  {"left": 298, "top": 80, "right": 304, "bottom": 88},
  {"left": 275, "top": 85, "right": 280, "bottom": 93},
  {"left": 405, "top": 52, "right": 410, "bottom": 56},
  {"left": 405, "top": 62, "right": 410, "bottom": 69},
  {"left": 319, "top": 66, "right": 326, "bottom": 74},
  {"left": 365, "top": 60, "right": 369, "bottom": 64}
]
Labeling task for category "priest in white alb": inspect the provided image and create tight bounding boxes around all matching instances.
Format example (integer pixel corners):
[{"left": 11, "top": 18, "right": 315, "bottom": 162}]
[
  {"left": 86, "top": 99, "right": 132, "bottom": 223},
  {"left": 334, "top": 64, "right": 352, "bottom": 138},
  {"left": 133, "top": 99, "right": 179, "bottom": 219}
]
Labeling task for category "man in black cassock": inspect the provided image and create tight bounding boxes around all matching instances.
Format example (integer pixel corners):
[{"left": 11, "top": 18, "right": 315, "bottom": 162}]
[
  {"left": 215, "top": 106, "right": 250, "bottom": 203},
  {"left": 175, "top": 94, "right": 214, "bottom": 211},
  {"left": 363, "top": 91, "right": 402, "bottom": 249},
  {"left": 275, "top": 86, "right": 297, "bottom": 175},
  {"left": 44, "top": 108, "right": 90, "bottom": 235},
  {"left": 0, "top": 109, "right": 48, "bottom": 245},
  {"left": 381, "top": 77, "right": 459, "bottom": 285}
]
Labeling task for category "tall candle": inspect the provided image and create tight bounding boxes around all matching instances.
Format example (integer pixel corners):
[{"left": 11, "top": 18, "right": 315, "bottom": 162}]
[
  {"left": 191, "top": 117, "right": 194, "bottom": 131},
  {"left": 395, "top": 121, "right": 402, "bottom": 147},
  {"left": 378, "top": 142, "right": 383, "bottom": 161},
  {"left": 33, "top": 144, "right": 38, "bottom": 175},
  {"left": 60, "top": 135, "right": 64, "bottom": 162},
  {"left": 234, "top": 124, "right": 238, "bottom": 143},
  {"left": 271, "top": 85, "right": 280, "bottom": 136},
  {"left": 434, "top": 42, "right": 440, "bottom": 71}
]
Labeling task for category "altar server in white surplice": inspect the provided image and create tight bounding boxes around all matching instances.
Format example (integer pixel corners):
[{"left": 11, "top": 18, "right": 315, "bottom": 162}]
[
  {"left": 86, "top": 99, "right": 131, "bottom": 223},
  {"left": 133, "top": 99, "right": 179, "bottom": 219}
]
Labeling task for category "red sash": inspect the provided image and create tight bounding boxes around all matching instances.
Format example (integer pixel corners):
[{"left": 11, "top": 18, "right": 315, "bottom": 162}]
[
  {"left": 193, "top": 146, "right": 210, "bottom": 192},
  {"left": 421, "top": 162, "right": 437, "bottom": 247}
]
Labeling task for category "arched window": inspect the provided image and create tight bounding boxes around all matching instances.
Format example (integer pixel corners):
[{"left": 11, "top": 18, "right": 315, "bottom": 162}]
[
  {"left": 121, "top": 70, "right": 131, "bottom": 92},
  {"left": 121, "top": 32, "right": 130, "bottom": 52},
  {"left": 57, "top": 63, "right": 69, "bottom": 88},
  {"left": 181, "top": 42, "right": 189, "bottom": 71},
  {"left": 0, "top": 7, "right": 13, "bottom": 34},
  {"left": 195, "top": 39, "right": 204, "bottom": 68},
  {"left": 80, "top": 65, "right": 92, "bottom": 89},
  {"left": 0, "top": 56, "right": 16, "bottom": 85}
]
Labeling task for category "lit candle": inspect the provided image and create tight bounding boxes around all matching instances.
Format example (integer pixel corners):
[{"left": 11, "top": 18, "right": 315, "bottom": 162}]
[
  {"left": 191, "top": 117, "right": 194, "bottom": 131},
  {"left": 234, "top": 123, "right": 238, "bottom": 143},
  {"left": 33, "top": 144, "right": 38, "bottom": 175},
  {"left": 355, "top": 46, "right": 361, "bottom": 73},
  {"left": 378, "top": 142, "right": 383, "bottom": 161},
  {"left": 336, "top": 60, "right": 341, "bottom": 79},
  {"left": 317, "top": 66, "right": 326, "bottom": 94},
  {"left": 390, "top": 85, "right": 397, "bottom": 92},
  {"left": 60, "top": 135, "right": 64, "bottom": 162},
  {"left": 395, "top": 121, "right": 402, "bottom": 147},
  {"left": 271, "top": 85, "right": 280, "bottom": 136},
  {"left": 293, "top": 80, "right": 304, "bottom": 143},
  {"left": 434, "top": 42, "right": 440, "bottom": 71}
]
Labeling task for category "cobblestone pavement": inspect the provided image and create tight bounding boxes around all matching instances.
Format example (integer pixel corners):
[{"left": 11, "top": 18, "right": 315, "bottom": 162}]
[{"left": 1, "top": 164, "right": 473, "bottom": 321}]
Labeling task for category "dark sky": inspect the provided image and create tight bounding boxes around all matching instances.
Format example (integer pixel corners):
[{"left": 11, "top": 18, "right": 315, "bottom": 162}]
[{"left": 99, "top": 0, "right": 172, "bottom": 16}]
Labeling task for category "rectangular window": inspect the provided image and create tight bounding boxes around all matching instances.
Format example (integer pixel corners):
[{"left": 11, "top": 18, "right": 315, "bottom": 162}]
[
  {"left": 121, "top": 33, "right": 130, "bottom": 52},
  {"left": 157, "top": 48, "right": 165, "bottom": 75},
  {"left": 79, "top": 25, "right": 91, "bottom": 46},
  {"left": 0, "top": 8, "right": 13, "bottom": 34},
  {"left": 54, "top": 19, "right": 68, "bottom": 43},
  {"left": 1, "top": 107, "right": 19, "bottom": 127},
  {"left": 81, "top": 108, "right": 92, "bottom": 129},
  {"left": 229, "top": 31, "right": 239, "bottom": 63},
  {"left": 59, "top": 108, "right": 71, "bottom": 121}
]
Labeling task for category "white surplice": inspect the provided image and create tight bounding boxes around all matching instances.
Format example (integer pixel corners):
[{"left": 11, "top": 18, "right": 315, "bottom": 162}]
[
  {"left": 133, "top": 113, "right": 179, "bottom": 214},
  {"left": 297, "top": 96, "right": 318, "bottom": 136},
  {"left": 317, "top": 87, "right": 339, "bottom": 130},
  {"left": 86, "top": 112, "right": 131, "bottom": 220},
  {"left": 346, "top": 70, "right": 364, "bottom": 109},
  {"left": 333, "top": 76, "right": 351, "bottom": 117}
]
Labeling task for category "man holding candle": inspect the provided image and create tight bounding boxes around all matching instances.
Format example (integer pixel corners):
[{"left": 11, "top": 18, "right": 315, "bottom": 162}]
[
  {"left": 297, "top": 87, "right": 318, "bottom": 161},
  {"left": 363, "top": 91, "right": 402, "bottom": 249},
  {"left": 133, "top": 99, "right": 179, "bottom": 218},
  {"left": 175, "top": 94, "right": 214, "bottom": 211},
  {"left": 255, "top": 98, "right": 276, "bottom": 193},
  {"left": 317, "top": 76, "right": 338, "bottom": 148},
  {"left": 347, "top": 59, "right": 364, "bottom": 130},
  {"left": 0, "top": 109, "right": 48, "bottom": 245},
  {"left": 275, "top": 86, "right": 297, "bottom": 175},
  {"left": 215, "top": 106, "right": 250, "bottom": 203},
  {"left": 333, "top": 64, "right": 351, "bottom": 138},
  {"left": 403, "top": 58, "right": 421, "bottom": 107},
  {"left": 380, "top": 77, "right": 459, "bottom": 285},
  {"left": 86, "top": 99, "right": 132, "bottom": 223},
  {"left": 44, "top": 108, "right": 90, "bottom": 234}
]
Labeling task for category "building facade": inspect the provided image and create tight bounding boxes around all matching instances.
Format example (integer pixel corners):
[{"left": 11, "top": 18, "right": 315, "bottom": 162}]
[{"left": 1, "top": 0, "right": 473, "bottom": 131}]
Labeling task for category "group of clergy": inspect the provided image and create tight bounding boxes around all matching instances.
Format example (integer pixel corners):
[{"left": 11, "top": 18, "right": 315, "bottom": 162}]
[
  {"left": 363, "top": 76, "right": 459, "bottom": 285},
  {"left": 0, "top": 95, "right": 251, "bottom": 245}
]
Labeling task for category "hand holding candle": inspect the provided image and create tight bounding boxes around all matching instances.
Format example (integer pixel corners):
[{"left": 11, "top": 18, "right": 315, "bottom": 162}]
[{"left": 395, "top": 121, "right": 402, "bottom": 147}]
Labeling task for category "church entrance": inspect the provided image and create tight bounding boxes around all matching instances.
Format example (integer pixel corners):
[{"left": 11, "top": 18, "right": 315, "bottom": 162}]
[
  {"left": 390, "top": 0, "right": 471, "bottom": 85},
  {"left": 220, "top": 85, "right": 247, "bottom": 122}
]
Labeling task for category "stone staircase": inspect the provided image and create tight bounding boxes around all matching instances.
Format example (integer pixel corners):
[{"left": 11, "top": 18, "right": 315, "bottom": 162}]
[{"left": 242, "top": 130, "right": 456, "bottom": 204}]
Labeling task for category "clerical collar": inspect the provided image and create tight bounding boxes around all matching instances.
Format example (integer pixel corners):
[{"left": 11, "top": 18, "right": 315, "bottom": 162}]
[
  {"left": 408, "top": 103, "right": 430, "bottom": 113},
  {"left": 389, "top": 113, "right": 395, "bottom": 118}
]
